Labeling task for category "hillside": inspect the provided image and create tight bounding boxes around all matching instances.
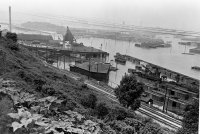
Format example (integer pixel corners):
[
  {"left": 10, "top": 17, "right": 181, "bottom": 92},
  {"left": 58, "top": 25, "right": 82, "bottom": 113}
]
[{"left": 0, "top": 35, "right": 175, "bottom": 134}]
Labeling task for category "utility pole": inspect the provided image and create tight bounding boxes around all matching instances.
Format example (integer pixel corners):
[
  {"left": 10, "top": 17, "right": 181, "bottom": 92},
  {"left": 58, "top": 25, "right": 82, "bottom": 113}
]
[
  {"left": 163, "top": 86, "right": 168, "bottom": 112},
  {"left": 166, "top": 95, "right": 170, "bottom": 113},
  {"left": 9, "top": 6, "right": 12, "bottom": 32},
  {"left": 64, "top": 55, "right": 65, "bottom": 70},
  {"left": 88, "top": 57, "right": 91, "bottom": 79},
  {"left": 57, "top": 52, "right": 58, "bottom": 68}
]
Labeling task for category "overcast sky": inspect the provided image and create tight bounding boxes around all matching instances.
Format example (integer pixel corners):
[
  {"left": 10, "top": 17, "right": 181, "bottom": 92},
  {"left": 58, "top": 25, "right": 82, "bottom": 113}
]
[{"left": 0, "top": 0, "right": 200, "bottom": 31}]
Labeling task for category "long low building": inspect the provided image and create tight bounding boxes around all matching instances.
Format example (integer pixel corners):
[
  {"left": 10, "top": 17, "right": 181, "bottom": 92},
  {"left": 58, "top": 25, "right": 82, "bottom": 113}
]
[
  {"left": 127, "top": 55, "right": 199, "bottom": 117},
  {"left": 190, "top": 45, "right": 200, "bottom": 54}
]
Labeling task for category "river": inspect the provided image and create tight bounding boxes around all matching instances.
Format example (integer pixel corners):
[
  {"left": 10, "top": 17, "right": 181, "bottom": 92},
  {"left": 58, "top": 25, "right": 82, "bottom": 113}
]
[
  {"left": 3, "top": 24, "right": 199, "bottom": 87},
  {"left": 54, "top": 35, "right": 200, "bottom": 87}
]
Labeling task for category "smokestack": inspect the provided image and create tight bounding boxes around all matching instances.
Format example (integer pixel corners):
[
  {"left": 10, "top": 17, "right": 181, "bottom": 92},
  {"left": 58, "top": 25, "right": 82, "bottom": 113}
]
[{"left": 9, "top": 6, "right": 11, "bottom": 32}]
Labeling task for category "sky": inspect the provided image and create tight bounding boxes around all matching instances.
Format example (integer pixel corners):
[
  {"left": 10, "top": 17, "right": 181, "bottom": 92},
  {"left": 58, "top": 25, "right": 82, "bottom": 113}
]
[{"left": 0, "top": 0, "right": 200, "bottom": 31}]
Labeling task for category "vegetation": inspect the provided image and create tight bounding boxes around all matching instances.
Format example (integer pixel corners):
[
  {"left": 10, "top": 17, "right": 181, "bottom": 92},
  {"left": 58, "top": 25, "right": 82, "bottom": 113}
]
[
  {"left": 5, "top": 32, "right": 18, "bottom": 42},
  {"left": 177, "top": 99, "right": 199, "bottom": 134},
  {"left": 95, "top": 103, "right": 109, "bottom": 119},
  {"left": 0, "top": 35, "right": 176, "bottom": 134},
  {"left": 115, "top": 74, "right": 144, "bottom": 110},
  {"left": 81, "top": 94, "right": 97, "bottom": 109}
]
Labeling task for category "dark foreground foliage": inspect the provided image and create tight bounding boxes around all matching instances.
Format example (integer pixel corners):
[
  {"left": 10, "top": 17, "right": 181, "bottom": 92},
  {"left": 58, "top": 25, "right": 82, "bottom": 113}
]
[{"left": 176, "top": 99, "right": 199, "bottom": 134}]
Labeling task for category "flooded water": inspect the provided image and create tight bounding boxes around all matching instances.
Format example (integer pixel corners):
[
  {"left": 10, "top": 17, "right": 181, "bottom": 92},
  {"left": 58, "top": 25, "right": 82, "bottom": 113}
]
[
  {"left": 55, "top": 35, "right": 200, "bottom": 87},
  {"left": 79, "top": 36, "right": 200, "bottom": 85},
  {"left": 4, "top": 24, "right": 200, "bottom": 86}
]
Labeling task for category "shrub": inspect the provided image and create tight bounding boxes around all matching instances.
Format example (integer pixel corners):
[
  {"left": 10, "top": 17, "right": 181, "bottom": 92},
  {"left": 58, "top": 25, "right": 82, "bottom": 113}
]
[
  {"left": 141, "top": 117, "right": 153, "bottom": 124},
  {"left": 124, "top": 118, "right": 144, "bottom": 132},
  {"left": 130, "top": 99, "right": 141, "bottom": 110},
  {"left": 42, "top": 84, "right": 56, "bottom": 95},
  {"left": 121, "top": 126, "right": 135, "bottom": 134},
  {"left": 81, "top": 94, "right": 97, "bottom": 109},
  {"left": 17, "top": 70, "right": 34, "bottom": 83},
  {"left": 109, "top": 120, "right": 127, "bottom": 132},
  {"left": 6, "top": 32, "right": 17, "bottom": 42},
  {"left": 106, "top": 107, "right": 128, "bottom": 121},
  {"left": 140, "top": 122, "right": 162, "bottom": 134},
  {"left": 109, "top": 120, "right": 135, "bottom": 133},
  {"left": 100, "top": 125, "right": 116, "bottom": 134},
  {"left": 81, "top": 84, "right": 88, "bottom": 89},
  {"left": 6, "top": 42, "right": 19, "bottom": 51},
  {"left": 95, "top": 103, "right": 109, "bottom": 119},
  {"left": 178, "top": 100, "right": 199, "bottom": 134}
]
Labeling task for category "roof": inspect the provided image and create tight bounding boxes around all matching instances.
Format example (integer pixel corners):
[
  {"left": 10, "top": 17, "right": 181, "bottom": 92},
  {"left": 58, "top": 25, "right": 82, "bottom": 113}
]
[
  {"left": 68, "top": 46, "right": 107, "bottom": 54},
  {"left": 64, "top": 27, "right": 75, "bottom": 43},
  {"left": 75, "top": 61, "right": 110, "bottom": 73}
]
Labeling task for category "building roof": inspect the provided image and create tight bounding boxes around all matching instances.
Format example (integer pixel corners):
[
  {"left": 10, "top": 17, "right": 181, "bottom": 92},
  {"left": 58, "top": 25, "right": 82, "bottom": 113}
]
[{"left": 75, "top": 61, "right": 110, "bottom": 73}]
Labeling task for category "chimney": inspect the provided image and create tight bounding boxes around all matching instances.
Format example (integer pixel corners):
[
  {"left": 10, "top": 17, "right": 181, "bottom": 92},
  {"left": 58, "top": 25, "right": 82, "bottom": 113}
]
[{"left": 9, "top": 6, "right": 12, "bottom": 32}]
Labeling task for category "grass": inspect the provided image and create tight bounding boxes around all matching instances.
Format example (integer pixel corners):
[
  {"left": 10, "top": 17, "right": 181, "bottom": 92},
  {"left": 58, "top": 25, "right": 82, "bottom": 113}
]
[{"left": 0, "top": 36, "right": 177, "bottom": 134}]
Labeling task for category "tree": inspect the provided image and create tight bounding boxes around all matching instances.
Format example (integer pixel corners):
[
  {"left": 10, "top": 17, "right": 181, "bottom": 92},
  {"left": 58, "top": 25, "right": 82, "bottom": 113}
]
[
  {"left": 95, "top": 103, "right": 109, "bottom": 119},
  {"left": 115, "top": 74, "right": 144, "bottom": 110},
  {"left": 81, "top": 94, "right": 97, "bottom": 109},
  {"left": 177, "top": 100, "right": 199, "bottom": 134},
  {"left": 6, "top": 32, "right": 17, "bottom": 42}
]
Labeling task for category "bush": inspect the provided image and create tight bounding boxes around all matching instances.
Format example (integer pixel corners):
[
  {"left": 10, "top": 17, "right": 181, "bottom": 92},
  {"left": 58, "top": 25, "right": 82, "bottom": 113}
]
[
  {"left": 17, "top": 70, "right": 34, "bottom": 83},
  {"left": 95, "top": 103, "right": 109, "bottom": 119},
  {"left": 106, "top": 107, "right": 128, "bottom": 121},
  {"left": 81, "top": 84, "right": 88, "bottom": 89},
  {"left": 124, "top": 118, "right": 144, "bottom": 132},
  {"left": 140, "top": 123, "right": 162, "bottom": 134},
  {"left": 109, "top": 120, "right": 135, "bottom": 133},
  {"left": 81, "top": 94, "right": 97, "bottom": 109},
  {"left": 178, "top": 100, "right": 199, "bottom": 134},
  {"left": 130, "top": 99, "right": 141, "bottom": 110},
  {"left": 6, "top": 42, "right": 19, "bottom": 51},
  {"left": 42, "top": 84, "right": 55, "bottom": 95},
  {"left": 6, "top": 32, "right": 17, "bottom": 42}
]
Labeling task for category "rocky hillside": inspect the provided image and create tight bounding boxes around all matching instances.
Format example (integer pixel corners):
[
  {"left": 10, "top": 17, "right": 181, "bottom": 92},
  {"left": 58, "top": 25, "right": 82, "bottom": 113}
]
[{"left": 0, "top": 35, "right": 175, "bottom": 134}]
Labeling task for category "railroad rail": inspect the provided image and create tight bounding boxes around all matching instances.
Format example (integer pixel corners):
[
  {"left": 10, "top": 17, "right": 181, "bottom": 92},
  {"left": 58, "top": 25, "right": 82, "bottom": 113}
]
[
  {"left": 42, "top": 61, "right": 182, "bottom": 130},
  {"left": 84, "top": 80, "right": 182, "bottom": 130}
]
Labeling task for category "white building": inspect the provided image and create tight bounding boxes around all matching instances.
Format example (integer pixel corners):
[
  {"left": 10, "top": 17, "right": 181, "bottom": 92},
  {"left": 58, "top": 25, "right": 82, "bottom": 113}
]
[{"left": 51, "top": 33, "right": 63, "bottom": 41}]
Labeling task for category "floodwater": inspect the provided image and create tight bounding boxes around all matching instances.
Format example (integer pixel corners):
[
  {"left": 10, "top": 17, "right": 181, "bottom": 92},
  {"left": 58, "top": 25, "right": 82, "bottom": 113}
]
[
  {"left": 55, "top": 35, "right": 200, "bottom": 87},
  {"left": 3, "top": 23, "right": 199, "bottom": 87}
]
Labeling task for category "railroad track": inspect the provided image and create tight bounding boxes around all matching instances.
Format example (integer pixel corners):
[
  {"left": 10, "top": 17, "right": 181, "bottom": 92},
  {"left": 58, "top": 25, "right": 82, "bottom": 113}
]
[
  {"left": 85, "top": 80, "right": 182, "bottom": 130},
  {"left": 138, "top": 108, "right": 181, "bottom": 130},
  {"left": 141, "top": 104, "right": 182, "bottom": 126},
  {"left": 42, "top": 62, "right": 182, "bottom": 130}
]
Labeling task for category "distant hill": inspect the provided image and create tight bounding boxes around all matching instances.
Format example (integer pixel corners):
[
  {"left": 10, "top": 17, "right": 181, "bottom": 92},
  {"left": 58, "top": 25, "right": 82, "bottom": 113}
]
[{"left": 21, "top": 22, "right": 67, "bottom": 34}]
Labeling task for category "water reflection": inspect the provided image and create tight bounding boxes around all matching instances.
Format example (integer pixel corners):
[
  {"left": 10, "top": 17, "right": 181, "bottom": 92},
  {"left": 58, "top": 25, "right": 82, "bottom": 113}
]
[{"left": 54, "top": 35, "right": 200, "bottom": 88}]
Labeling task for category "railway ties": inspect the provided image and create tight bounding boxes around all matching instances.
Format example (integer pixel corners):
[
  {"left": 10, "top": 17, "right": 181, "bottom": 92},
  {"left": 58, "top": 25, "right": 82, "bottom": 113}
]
[{"left": 84, "top": 81, "right": 182, "bottom": 130}]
